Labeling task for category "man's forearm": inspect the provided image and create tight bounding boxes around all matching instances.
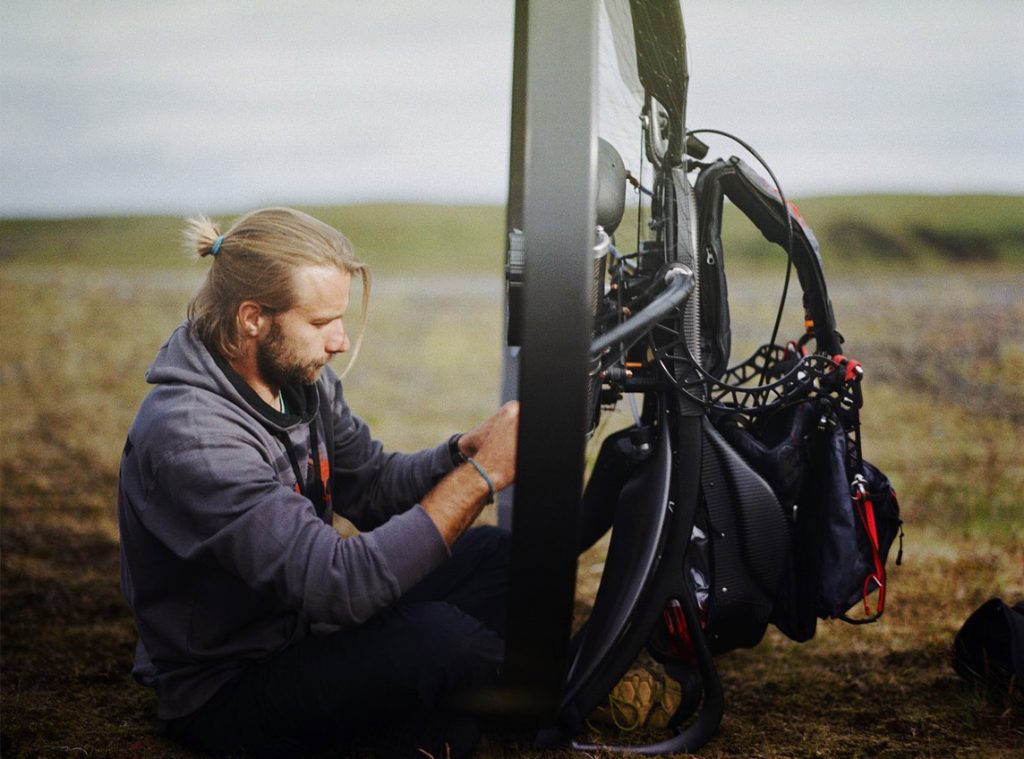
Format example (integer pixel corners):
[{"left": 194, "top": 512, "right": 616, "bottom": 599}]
[
  {"left": 420, "top": 462, "right": 495, "bottom": 545},
  {"left": 423, "top": 401, "right": 518, "bottom": 544}
]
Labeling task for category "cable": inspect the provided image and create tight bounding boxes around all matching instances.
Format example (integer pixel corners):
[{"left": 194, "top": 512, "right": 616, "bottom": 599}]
[
  {"left": 635, "top": 127, "right": 645, "bottom": 257},
  {"left": 686, "top": 128, "right": 796, "bottom": 381}
]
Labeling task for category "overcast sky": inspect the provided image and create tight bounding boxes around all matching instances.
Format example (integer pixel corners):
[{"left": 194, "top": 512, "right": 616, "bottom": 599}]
[{"left": 1, "top": 0, "right": 1022, "bottom": 217}]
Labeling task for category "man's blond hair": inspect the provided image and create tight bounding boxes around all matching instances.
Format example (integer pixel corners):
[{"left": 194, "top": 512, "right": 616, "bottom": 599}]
[{"left": 185, "top": 207, "right": 370, "bottom": 372}]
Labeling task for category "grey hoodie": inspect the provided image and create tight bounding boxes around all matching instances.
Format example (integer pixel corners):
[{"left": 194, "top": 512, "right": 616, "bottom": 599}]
[{"left": 118, "top": 322, "right": 453, "bottom": 720}]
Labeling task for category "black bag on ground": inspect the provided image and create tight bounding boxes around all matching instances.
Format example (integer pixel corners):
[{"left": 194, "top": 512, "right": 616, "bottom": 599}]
[{"left": 953, "top": 597, "right": 1024, "bottom": 704}]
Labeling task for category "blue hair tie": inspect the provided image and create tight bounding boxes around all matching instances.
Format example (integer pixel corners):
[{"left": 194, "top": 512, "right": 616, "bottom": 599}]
[{"left": 211, "top": 235, "right": 224, "bottom": 256}]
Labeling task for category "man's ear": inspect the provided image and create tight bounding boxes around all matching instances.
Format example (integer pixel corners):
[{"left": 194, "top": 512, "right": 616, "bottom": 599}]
[{"left": 237, "top": 300, "right": 269, "bottom": 339}]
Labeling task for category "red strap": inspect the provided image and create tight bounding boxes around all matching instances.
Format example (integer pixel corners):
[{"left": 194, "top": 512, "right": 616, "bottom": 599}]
[
  {"left": 853, "top": 486, "right": 886, "bottom": 616},
  {"left": 661, "top": 599, "right": 708, "bottom": 665},
  {"left": 785, "top": 339, "right": 807, "bottom": 360},
  {"left": 832, "top": 354, "right": 864, "bottom": 383}
]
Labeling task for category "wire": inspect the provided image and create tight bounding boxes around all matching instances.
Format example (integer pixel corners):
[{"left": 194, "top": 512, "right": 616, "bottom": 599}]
[
  {"left": 686, "top": 128, "right": 796, "bottom": 382},
  {"left": 626, "top": 170, "right": 655, "bottom": 198},
  {"left": 635, "top": 127, "right": 645, "bottom": 255},
  {"left": 649, "top": 326, "right": 839, "bottom": 417}
]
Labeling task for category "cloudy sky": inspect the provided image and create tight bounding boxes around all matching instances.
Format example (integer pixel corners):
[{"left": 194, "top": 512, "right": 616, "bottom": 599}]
[{"left": 1, "top": 0, "right": 1021, "bottom": 217}]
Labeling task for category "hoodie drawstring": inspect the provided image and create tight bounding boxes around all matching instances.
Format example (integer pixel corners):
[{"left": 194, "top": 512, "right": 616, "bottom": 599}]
[{"left": 280, "top": 422, "right": 330, "bottom": 521}]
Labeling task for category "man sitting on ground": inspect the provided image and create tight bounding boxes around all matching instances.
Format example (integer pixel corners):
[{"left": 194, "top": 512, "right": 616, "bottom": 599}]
[{"left": 118, "top": 207, "right": 518, "bottom": 757}]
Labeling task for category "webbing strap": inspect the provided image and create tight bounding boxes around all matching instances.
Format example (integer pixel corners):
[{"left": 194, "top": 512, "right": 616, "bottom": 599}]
[
  {"left": 852, "top": 484, "right": 886, "bottom": 618},
  {"left": 281, "top": 421, "right": 330, "bottom": 521}
]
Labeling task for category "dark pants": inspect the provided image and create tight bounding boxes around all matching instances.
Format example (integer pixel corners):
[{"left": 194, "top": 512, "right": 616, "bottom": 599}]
[{"left": 165, "top": 526, "right": 510, "bottom": 759}]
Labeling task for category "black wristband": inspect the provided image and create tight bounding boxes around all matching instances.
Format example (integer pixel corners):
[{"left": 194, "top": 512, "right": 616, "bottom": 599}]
[{"left": 448, "top": 433, "right": 467, "bottom": 467}]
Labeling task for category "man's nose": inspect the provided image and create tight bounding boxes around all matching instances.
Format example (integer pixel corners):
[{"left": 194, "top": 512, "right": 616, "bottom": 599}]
[{"left": 326, "top": 324, "right": 349, "bottom": 354}]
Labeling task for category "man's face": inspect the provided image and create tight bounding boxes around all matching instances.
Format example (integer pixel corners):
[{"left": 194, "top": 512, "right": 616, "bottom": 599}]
[{"left": 256, "top": 265, "right": 352, "bottom": 389}]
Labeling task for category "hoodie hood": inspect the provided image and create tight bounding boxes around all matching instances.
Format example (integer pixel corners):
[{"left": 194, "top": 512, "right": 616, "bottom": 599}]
[{"left": 148, "top": 321, "right": 319, "bottom": 432}]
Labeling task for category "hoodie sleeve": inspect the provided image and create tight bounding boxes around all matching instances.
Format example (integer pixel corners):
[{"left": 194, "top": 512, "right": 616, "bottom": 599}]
[
  {"left": 321, "top": 372, "right": 456, "bottom": 530},
  {"left": 142, "top": 433, "right": 449, "bottom": 628}
]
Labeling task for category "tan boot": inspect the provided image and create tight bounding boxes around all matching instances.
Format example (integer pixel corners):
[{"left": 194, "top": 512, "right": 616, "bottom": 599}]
[{"left": 590, "top": 666, "right": 682, "bottom": 731}]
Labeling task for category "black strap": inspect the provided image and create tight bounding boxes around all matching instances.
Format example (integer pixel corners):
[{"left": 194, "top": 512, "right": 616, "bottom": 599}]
[
  {"left": 323, "top": 407, "right": 335, "bottom": 502},
  {"left": 281, "top": 421, "right": 330, "bottom": 521}
]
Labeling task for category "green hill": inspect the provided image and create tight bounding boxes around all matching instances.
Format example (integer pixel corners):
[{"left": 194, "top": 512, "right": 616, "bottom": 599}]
[{"left": 1, "top": 195, "right": 1021, "bottom": 275}]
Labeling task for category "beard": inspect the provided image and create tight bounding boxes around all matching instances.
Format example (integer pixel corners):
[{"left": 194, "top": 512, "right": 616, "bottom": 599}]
[{"left": 256, "top": 319, "right": 326, "bottom": 389}]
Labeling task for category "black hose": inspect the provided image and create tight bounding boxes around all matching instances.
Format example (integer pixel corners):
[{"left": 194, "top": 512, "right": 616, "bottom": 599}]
[{"left": 591, "top": 267, "right": 694, "bottom": 358}]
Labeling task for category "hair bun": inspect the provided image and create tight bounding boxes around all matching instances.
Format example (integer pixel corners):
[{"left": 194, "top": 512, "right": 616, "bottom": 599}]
[{"left": 183, "top": 214, "right": 222, "bottom": 259}]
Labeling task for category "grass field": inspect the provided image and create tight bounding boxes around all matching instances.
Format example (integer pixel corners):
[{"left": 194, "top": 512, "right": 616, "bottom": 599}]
[{"left": 2, "top": 197, "right": 1023, "bottom": 757}]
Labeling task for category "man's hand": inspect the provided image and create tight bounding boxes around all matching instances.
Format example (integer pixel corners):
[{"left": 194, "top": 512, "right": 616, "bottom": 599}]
[
  {"left": 459, "top": 401, "right": 518, "bottom": 491},
  {"left": 422, "top": 401, "right": 519, "bottom": 545}
]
